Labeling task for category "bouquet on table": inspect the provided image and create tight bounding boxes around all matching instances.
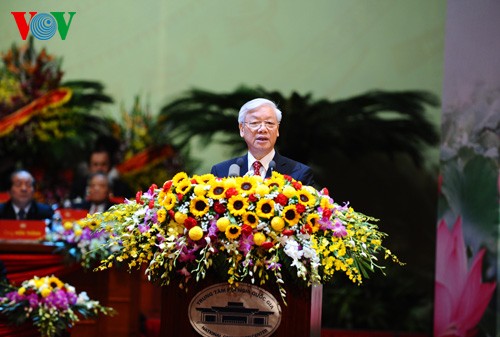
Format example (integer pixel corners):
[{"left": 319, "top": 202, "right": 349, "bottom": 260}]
[
  {"left": 0, "top": 275, "right": 115, "bottom": 337},
  {"left": 82, "top": 171, "right": 402, "bottom": 302},
  {"left": 48, "top": 217, "right": 118, "bottom": 269}
]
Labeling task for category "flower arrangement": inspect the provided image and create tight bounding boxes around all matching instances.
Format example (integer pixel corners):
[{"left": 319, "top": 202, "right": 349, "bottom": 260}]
[
  {"left": 0, "top": 275, "right": 115, "bottom": 337},
  {"left": 49, "top": 218, "right": 118, "bottom": 269},
  {"left": 83, "top": 171, "right": 401, "bottom": 302}
]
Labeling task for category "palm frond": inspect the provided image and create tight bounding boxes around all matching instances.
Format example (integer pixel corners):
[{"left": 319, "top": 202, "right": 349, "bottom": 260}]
[{"left": 158, "top": 87, "right": 439, "bottom": 169}]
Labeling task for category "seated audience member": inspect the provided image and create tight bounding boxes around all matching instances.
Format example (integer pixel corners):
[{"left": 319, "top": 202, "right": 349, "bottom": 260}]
[
  {"left": 70, "top": 147, "right": 133, "bottom": 203},
  {"left": 74, "top": 172, "right": 116, "bottom": 214},
  {"left": 0, "top": 169, "right": 54, "bottom": 221}
]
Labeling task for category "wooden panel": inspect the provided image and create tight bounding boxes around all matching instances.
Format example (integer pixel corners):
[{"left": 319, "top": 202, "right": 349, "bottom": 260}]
[{"left": 160, "top": 274, "right": 314, "bottom": 337}]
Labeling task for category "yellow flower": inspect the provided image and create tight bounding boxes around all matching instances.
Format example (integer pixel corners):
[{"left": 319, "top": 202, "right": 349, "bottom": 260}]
[
  {"left": 175, "top": 179, "right": 191, "bottom": 195},
  {"left": 18, "top": 287, "right": 26, "bottom": 295},
  {"left": 242, "top": 212, "right": 258, "bottom": 228},
  {"left": 193, "top": 184, "right": 207, "bottom": 196},
  {"left": 48, "top": 276, "right": 64, "bottom": 289},
  {"left": 174, "top": 212, "right": 187, "bottom": 224},
  {"left": 63, "top": 221, "right": 73, "bottom": 230},
  {"left": 271, "top": 217, "right": 285, "bottom": 232},
  {"left": 225, "top": 224, "right": 241, "bottom": 240},
  {"left": 253, "top": 232, "right": 266, "bottom": 246},
  {"left": 306, "top": 213, "right": 321, "bottom": 233},
  {"left": 282, "top": 205, "right": 300, "bottom": 226},
  {"left": 227, "top": 195, "right": 248, "bottom": 216},
  {"left": 223, "top": 177, "right": 237, "bottom": 189},
  {"left": 207, "top": 180, "right": 226, "bottom": 199},
  {"left": 161, "top": 192, "right": 177, "bottom": 210},
  {"left": 217, "top": 217, "right": 230, "bottom": 232},
  {"left": 41, "top": 287, "right": 52, "bottom": 298},
  {"left": 157, "top": 209, "right": 167, "bottom": 223},
  {"left": 172, "top": 171, "right": 188, "bottom": 185},
  {"left": 282, "top": 185, "right": 297, "bottom": 199},
  {"left": 297, "top": 188, "right": 316, "bottom": 207},
  {"left": 235, "top": 176, "right": 258, "bottom": 195},
  {"left": 255, "top": 183, "right": 270, "bottom": 197},
  {"left": 256, "top": 199, "right": 275, "bottom": 219},
  {"left": 192, "top": 173, "right": 215, "bottom": 184},
  {"left": 190, "top": 196, "right": 210, "bottom": 217},
  {"left": 320, "top": 196, "right": 333, "bottom": 210},
  {"left": 265, "top": 173, "right": 285, "bottom": 190},
  {"left": 189, "top": 226, "right": 204, "bottom": 241}
]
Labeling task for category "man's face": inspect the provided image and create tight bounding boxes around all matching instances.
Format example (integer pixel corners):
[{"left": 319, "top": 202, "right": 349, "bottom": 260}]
[
  {"left": 87, "top": 175, "right": 110, "bottom": 204},
  {"left": 239, "top": 105, "right": 280, "bottom": 159},
  {"left": 89, "top": 152, "right": 111, "bottom": 174},
  {"left": 10, "top": 172, "right": 35, "bottom": 208}
]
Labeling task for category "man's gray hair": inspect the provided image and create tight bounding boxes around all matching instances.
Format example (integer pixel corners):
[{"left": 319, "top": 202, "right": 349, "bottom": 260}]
[{"left": 237, "top": 98, "right": 282, "bottom": 124}]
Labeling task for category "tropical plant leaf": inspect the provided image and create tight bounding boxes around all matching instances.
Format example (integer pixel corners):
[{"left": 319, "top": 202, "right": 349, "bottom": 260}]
[{"left": 158, "top": 86, "right": 439, "bottom": 170}]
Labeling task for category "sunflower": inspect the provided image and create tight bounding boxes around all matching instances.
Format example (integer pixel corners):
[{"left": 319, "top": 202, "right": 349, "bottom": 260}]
[
  {"left": 242, "top": 211, "right": 259, "bottom": 228},
  {"left": 160, "top": 192, "right": 177, "bottom": 210},
  {"left": 265, "top": 173, "right": 285, "bottom": 190},
  {"left": 191, "top": 173, "right": 215, "bottom": 184},
  {"left": 207, "top": 180, "right": 226, "bottom": 199},
  {"left": 175, "top": 179, "right": 191, "bottom": 195},
  {"left": 190, "top": 196, "right": 210, "bottom": 217},
  {"left": 297, "top": 188, "right": 316, "bottom": 207},
  {"left": 227, "top": 195, "right": 249, "bottom": 216},
  {"left": 256, "top": 199, "right": 275, "bottom": 219},
  {"left": 172, "top": 171, "right": 189, "bottom": 185},
  {"left": 157, "top": 209, "right": 167, "bottom": 223},
  {"left": 306, "top": 213, "right": 321, "bottom": 232},
  {"left": 48, "top": 276, "right": 64, "bottom": 289},
  {"left": 282, "top": 205, "right": 300, "bottom": 226},
  {"left": 225, "top": 224, "right": 242, "bottom": 240},
  {"left": 235, "top": 176, "right": 258, "bottom": 195}
]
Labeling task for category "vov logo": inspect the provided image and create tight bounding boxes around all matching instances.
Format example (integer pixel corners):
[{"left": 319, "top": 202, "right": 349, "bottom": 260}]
[{"left": 11, "top": 12, "right": 76, "bottom": 40}]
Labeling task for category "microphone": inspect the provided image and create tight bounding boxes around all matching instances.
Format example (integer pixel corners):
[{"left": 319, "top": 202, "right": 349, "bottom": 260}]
[
  {"left": 228, "top": 163, "right": 241, "bottom": 177},
  {"left": 269, "top": 160, "right": 276, "bottom": 172}
]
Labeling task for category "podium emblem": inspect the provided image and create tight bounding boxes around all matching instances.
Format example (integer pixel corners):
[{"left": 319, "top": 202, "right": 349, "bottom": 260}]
[{"left": 188, "top": 283, "right": 281, "bottom": 337}]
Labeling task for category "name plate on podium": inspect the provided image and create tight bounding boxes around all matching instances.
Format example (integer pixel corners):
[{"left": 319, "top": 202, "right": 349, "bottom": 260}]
[
  {"left": 0, "top": 220, "right": 46, "bottom": 241},
  {"left": 188, "top": 283, "right": 282, "bottom": 337},
  {"left": 58, "top": 208, "right": 89, "bottom": 222}
]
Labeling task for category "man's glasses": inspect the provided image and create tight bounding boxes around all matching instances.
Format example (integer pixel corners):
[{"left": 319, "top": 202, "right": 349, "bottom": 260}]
[{"left": 244, "top": 121, "right": 279, "bottom": 130}]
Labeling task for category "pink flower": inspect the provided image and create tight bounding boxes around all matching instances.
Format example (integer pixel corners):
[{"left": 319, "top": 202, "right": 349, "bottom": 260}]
[{"left": 434, "top": 217, "right": 496, "bottom": 337}]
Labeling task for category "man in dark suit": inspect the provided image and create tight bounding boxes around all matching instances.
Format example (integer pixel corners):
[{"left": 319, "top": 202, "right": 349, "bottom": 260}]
[
  {"left": 73, "top": 172, "right": 115, "bottom": 214},
  {"left": 0, "top": 169, "right": 54, "bottom": 221},
  {"left": 211, "top": 98, "right": 314, "bottom": 186},
  {"left": 70, "top": 147, "right": 133, "bottom": 203}
]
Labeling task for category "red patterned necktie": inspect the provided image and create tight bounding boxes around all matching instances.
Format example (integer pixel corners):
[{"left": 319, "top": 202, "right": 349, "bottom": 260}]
[{"left": 252, "top": 161, "right": 263, "bottom": 176}]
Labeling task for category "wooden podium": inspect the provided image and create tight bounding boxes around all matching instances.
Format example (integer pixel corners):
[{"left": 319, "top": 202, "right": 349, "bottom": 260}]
[{"left": 160, "top": 274, "right": 322, "bottom": 337}]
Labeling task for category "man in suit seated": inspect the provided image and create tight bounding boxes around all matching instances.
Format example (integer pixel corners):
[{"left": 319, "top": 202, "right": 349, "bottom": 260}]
[
  {"left": 0, "top": 169, "right": 54, "bottom": 221},
  {"left": 73, "top": 172, "right": 116, "bottom": 214},
  {"left": 211, "top": 98, "right": 315, "bottom": 185},
  {"left": 70, "top": 147, "right": 133, "bottom": 204}
]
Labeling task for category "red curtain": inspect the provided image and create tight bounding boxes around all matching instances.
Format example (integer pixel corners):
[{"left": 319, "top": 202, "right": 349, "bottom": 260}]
[{"left": 1, "top": 253, "right": 79, "bottom": 285}]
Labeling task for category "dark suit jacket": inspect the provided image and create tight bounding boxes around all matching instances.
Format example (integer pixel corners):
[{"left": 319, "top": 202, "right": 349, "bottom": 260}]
[
  {"left": 69, "top": 176, "right": 133, "bottom": 201},
  {"left": 211, "top": 152, "right": 315, "bottom": 186},
  {"left": 0, "top": 200, "right": 54, "bottom": 221},
  {"left": 72, "top": 200, "right": 115, "bottom": 213}
]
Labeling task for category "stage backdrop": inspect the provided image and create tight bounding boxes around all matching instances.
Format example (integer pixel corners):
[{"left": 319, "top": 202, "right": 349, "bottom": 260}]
[
  {"left": 436, "top": 1, "right": 500, "bottom": 337},
  {"left": 0, "top": 0, "right": 444, "bottom": 174}
]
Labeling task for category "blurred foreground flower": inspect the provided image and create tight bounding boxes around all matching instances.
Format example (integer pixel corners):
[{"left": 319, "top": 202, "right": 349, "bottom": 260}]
[{"left": 0, "top": 275, "right": 115, "bottom": 337}]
